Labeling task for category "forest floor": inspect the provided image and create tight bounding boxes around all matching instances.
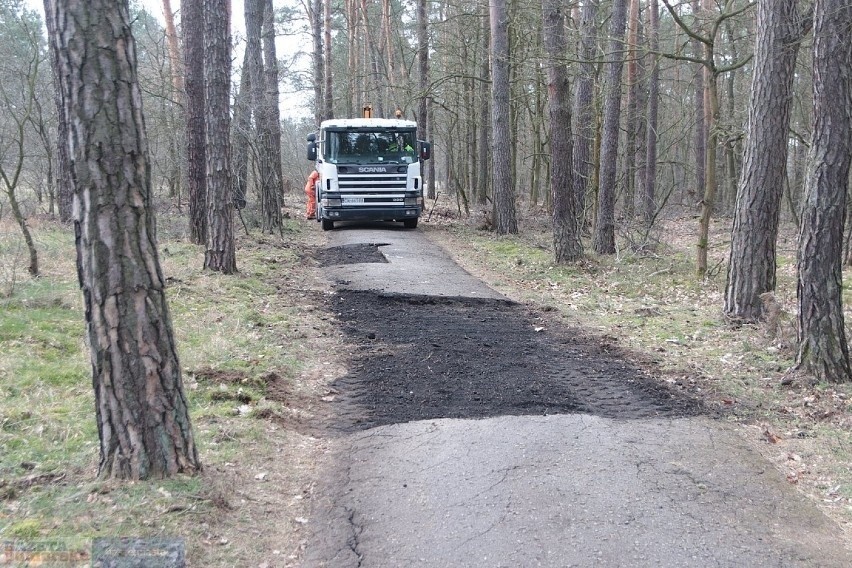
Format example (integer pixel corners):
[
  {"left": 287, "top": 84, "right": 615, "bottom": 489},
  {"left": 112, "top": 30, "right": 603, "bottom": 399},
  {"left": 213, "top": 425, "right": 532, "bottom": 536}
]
[{"left": 1, "top": 196, "right": 851, "bottom": 566}]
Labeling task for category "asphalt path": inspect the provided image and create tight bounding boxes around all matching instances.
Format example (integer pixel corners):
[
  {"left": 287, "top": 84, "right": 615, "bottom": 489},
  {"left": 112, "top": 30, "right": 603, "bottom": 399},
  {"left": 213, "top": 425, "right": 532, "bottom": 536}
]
[{"left": 303, "top": 224, "right": 852, "bottom": 567}]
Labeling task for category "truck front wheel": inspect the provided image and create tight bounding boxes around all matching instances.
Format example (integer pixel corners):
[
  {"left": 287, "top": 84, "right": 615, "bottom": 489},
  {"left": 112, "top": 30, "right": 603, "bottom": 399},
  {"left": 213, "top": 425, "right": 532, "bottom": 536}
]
[
  {"left": 403, "top": 218, "right": 418, "bottom": 229},
  {"left": 321, "top": 218, "right": 334, "bottom": 231}
]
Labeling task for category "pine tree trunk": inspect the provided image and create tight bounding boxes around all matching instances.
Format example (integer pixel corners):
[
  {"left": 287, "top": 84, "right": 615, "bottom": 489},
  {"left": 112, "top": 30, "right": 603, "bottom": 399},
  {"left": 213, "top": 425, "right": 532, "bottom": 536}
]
[
  {"left": 696, "top": 64, "right": 718, "bottom": 278},
  {"left": 323, "top": 0, "right": 334, "bottom": 120},
  {"left": 263, "top": 0, "right": 284, "bottom": 211},
  {"left": 42, "top": 0, "right": 73, "bottom": 223},
  {"left": 543, "top": 0, "right": 581, "bottom": 262},
  {"left": 593, "top": 0, "right": 628, "bottom": 254},
  {"left": 477, "top": 5, "right": 490, "bottom": 205},
  {"left": 161, "top": 0, "right": 183, "bottom": 97},
  {"left": 417, "top": 0, "right": 430, "bottom": 197},
  {"left": 311, "top": 0, "right": 323, "bottom": 124},
  {"left": 232, "top": 53, "right": 251, "bottom": 211},
  {"left": 183, "top": 0, "right": 207, "bottom": 244},
  {"left": 204, "top": 0, "right": 237, "bottom": 273},
  {"left": 725, "top": 0, "right": 808, "bottom": 320},
  {"left": 691, "top": 0, "right": 706, "bottom": 206},
  {"left": 622, "top": 0, "right": 641, "bottom": 218},
  {"left": 644, "top": 0, "right": 660, "bottom": 225},
  {"left": 795, "top": 0, "right": 852, "bottom": 383},
  {"left": 490, "top": 0, "right": 518, "bottom": 234},
  {"left": 346, "top": 0, "right": 357, "bottom": 117},
  {"left": 49, "top": 0, "right": 200, "bottom": 479},
  {"left": 246, "top": 0, "right": 279, "bottom": 232},
  {"left": 572, "top": 0, "right": 599, "bottom": 224}
]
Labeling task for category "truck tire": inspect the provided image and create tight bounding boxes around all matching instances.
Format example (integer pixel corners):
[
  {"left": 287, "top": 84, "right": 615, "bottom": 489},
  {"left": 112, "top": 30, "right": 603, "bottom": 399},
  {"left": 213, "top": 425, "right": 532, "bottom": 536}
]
[
  {"left": 403, "top": 218, "right": 418, "bottom": 229},
  {"left": 322, "top": 218, "right": 334, "bottom": 231}
]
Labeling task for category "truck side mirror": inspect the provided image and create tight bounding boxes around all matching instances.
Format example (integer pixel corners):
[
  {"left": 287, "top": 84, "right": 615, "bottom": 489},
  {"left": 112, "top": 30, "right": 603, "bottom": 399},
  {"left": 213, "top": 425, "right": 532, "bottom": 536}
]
[
  {"left": 419, "top": 141, "right": 431, "bottom": 161},
  {"left": 307, "top": 141, "right": 317, "bottom": 161},
  {"left": 307, "top": 133, "right": 316, "bottom": 142}
]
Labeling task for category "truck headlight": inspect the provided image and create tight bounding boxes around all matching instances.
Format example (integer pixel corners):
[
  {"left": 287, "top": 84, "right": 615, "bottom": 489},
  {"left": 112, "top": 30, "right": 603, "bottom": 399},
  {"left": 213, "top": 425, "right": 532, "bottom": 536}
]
[
  {"left": 404, "top": 197, "right": 419, "bottom": 206},
  {"left": 322, "top": 197, "right": 342, "bottom": 207}
]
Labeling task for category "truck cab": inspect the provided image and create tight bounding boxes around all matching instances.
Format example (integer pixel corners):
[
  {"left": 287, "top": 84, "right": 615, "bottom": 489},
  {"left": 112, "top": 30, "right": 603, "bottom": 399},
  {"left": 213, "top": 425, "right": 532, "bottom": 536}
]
[{"left": 307, "top": 117, "right": 431, "bottom": 230}]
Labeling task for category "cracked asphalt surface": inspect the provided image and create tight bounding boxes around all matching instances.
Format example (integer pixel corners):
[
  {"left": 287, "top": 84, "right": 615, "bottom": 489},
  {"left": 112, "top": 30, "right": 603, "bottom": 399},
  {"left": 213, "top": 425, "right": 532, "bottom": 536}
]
[{"left": 302, "top": 225, "right": 852, "bottom": 567}]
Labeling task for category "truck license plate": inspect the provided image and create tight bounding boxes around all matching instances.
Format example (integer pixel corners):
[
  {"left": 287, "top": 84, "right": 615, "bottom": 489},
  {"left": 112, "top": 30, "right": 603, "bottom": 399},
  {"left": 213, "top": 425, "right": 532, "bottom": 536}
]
[{"left": 343, "top": 197, "right": 365, "bottom": 205}]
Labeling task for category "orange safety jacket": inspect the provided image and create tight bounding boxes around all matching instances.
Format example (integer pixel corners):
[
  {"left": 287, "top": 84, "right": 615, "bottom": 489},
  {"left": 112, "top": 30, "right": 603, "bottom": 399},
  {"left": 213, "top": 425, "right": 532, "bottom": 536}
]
[{"left": 305, "top": 170, "right": 319, "bottom": 218}]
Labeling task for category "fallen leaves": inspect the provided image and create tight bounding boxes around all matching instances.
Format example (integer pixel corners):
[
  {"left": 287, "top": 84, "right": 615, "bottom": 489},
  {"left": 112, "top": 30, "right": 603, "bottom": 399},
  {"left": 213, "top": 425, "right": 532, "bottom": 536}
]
[{"left": 762, "top": 429, "right": 782, "bottom": 444}]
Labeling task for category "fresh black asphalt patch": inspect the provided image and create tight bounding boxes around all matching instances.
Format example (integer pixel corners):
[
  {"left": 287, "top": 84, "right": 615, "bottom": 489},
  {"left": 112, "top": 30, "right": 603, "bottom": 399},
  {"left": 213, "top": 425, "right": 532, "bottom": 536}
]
[{"left": 325, "top": 289, "right": 703, "bottom": 431}]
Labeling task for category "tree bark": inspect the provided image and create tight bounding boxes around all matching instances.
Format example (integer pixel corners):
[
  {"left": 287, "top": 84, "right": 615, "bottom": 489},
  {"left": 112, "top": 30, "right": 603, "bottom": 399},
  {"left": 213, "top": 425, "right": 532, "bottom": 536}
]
[
  {"left": 203, "top": 0, "right": 237, "bottom": 273},
  {"left": 490, "top": 0, "right": 518, "bottom": 234},
  {"left": 593, "top": 0, "right": 628, "bottom": 254},
  {"left": 572, "top": 0, "right": 599, "bottom": 224},
  {"left": 696, "top": 56, "right": 718, "bottom": 278},
  {"left": 42, "top": 0, "right": 73, "bottom": 223},
  {"left": 311, "top": 0, "right": 323, "bottom": 125},
  {"left": 477, "top": 4, "right": 490, "bottom": 205},
  {"left": 245, "top": 0, "right": 279, "bottom": 232},
  {"left": 417, "top": 0, "right": 430, "bottom": 197},
  {"left": 232, "top": 52, "right": 251, "bottom": 211},
  {"left": 49, "top": 0, "right": 200, "bottom": 479},
  {"left": 725, "top": 0, "right": 809, "bottom": 321},
  {"left": 263, "top": 0, "right": 284, "bottom": 212},
  {"left": 644, "top": 0, "right": 660, "bottom": 225},
  {"left": 161, "top": 0, "right": 183, "bottom": 98},
  {"left": 183, "top": 0, "right": 207, "bottom": 244},
  {"left": 623, "top": 0, "right": 642, "bottom": 218},
  {"left": 543, "top": 0, "right": 581, "bottom": 262},
  {"left": 795, "top": 0, "right": 852, "bottom": 383},
  {"left": 346, "top": 0, "right": 358, "bottom": 117},
  {"left": 323, "top": 0, "right": 334, "bottom": 120},
  {"left": 691, "top": 0, "right": 706, "bottom": 206}
]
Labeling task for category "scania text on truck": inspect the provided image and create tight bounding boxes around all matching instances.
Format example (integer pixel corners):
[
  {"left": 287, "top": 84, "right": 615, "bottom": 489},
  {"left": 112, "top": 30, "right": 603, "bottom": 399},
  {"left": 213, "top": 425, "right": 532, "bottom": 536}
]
[{"left": 306, "top": 109, "right": 431, "bottom": 231}]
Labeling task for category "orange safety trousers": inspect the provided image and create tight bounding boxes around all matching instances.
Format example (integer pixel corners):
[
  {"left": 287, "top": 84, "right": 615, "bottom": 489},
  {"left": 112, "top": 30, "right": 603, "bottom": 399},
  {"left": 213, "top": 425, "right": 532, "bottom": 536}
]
[{"left": 305, "top": 170, "right": 319, "bottom": 219}]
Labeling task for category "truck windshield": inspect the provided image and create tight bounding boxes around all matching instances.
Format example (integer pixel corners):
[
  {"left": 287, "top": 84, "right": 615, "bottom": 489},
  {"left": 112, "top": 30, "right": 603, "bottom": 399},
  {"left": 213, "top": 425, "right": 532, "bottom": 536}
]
[{"left": 324, "top": 130, "right": 417, "bottom": 164}]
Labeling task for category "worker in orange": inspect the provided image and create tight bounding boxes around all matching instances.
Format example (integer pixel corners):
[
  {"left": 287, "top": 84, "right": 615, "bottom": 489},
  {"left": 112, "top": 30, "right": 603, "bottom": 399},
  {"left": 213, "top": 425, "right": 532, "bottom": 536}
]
[{"left": 305, "top": 169, "right": 319, "bottom": 219}]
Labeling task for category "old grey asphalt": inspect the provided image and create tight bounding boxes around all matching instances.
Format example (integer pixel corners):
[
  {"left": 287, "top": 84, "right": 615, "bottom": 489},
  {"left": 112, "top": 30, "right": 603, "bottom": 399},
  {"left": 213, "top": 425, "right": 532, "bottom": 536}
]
[{"left": 303, "top": 225, "right": 852, "bottom": 567}]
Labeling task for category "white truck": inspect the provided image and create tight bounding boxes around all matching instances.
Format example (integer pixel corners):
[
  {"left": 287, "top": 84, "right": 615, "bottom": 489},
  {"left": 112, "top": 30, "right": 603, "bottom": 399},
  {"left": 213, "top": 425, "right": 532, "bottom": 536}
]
[{"left": 306, "top": 112, "right": 431, "bottom": 230}]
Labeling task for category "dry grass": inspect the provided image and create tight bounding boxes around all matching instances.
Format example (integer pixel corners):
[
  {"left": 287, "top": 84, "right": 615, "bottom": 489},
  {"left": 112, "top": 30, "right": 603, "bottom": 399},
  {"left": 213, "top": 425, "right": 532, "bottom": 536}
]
[{"left": 0, "top": 210, "right": 339, "bottom": 567}]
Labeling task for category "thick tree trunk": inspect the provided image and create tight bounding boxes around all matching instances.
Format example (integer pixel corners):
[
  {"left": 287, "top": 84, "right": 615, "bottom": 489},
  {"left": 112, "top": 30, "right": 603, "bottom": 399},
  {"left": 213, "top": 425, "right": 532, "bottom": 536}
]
[
  {"left": 42, "top": 0, "right": 73, "bottom": 223},
  {"left": 232, "top": 54, "right": 251, "bottom": 211},
  {"left": 49, "top": 0, "right": 200, "bottom": 479},
  {"left": 246, "top": 0, "right": 279, "bottom": 232},
  {"left": 572, "top": 0, "right": 599, "bottom": 224},
  {"left": 490, "top": 0, "right": 518, "bottom": 234},
  {"left": 644, "top": 0, "right": 660, "bottom": 225},
  {"left": 263, "top": 0, "right": 285, "bottom": 211},
  {"left": 691, "top": 0, "right": 706, "bottom": 205},
  {"left": 725, "top": 0, "right": 808, "bottom": 321},
  {"left": 696, "top": 65, "right": 719, "bottom": 278},
  {"left": 323, "top": 0, "right": 334, "bottom": 120},
  {"left": 311, "top": 0, "right": 323, "bottom": 124},
  {"left": 543, "top": 0, "right": 581, "bottom": 262},
  {"left": 795, "top": 0, "right": 852, "bottom": 383},
  {"left": 161, "top": 0, "right": 183, "bottom": 97},
  {"left": 623, "top": 0, "right": 642, "bottom": 218},
  {"left": 183, "top": 0, "right": 207, "bottom": 244},
  {"left": 204, "top": 0, "right": 237, "bottom": 273},
  {"left": 346, "top": 0, "right": 357, "bottom": 117},
  {"left": 417, "top": 0, "right": 430, "bottom": 197},
  {"left": 477, "top": 5, "right": 490, "bottom": 205},
  {"left": 593, "top": 0, "right": 628, "bottom": 254}
]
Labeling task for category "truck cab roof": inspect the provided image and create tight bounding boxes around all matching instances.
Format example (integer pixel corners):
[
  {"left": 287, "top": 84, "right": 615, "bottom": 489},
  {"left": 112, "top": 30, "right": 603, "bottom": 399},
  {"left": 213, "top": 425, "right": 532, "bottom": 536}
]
[{"left": 320, "top": 118, "right": 417, "bottom": 130}]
